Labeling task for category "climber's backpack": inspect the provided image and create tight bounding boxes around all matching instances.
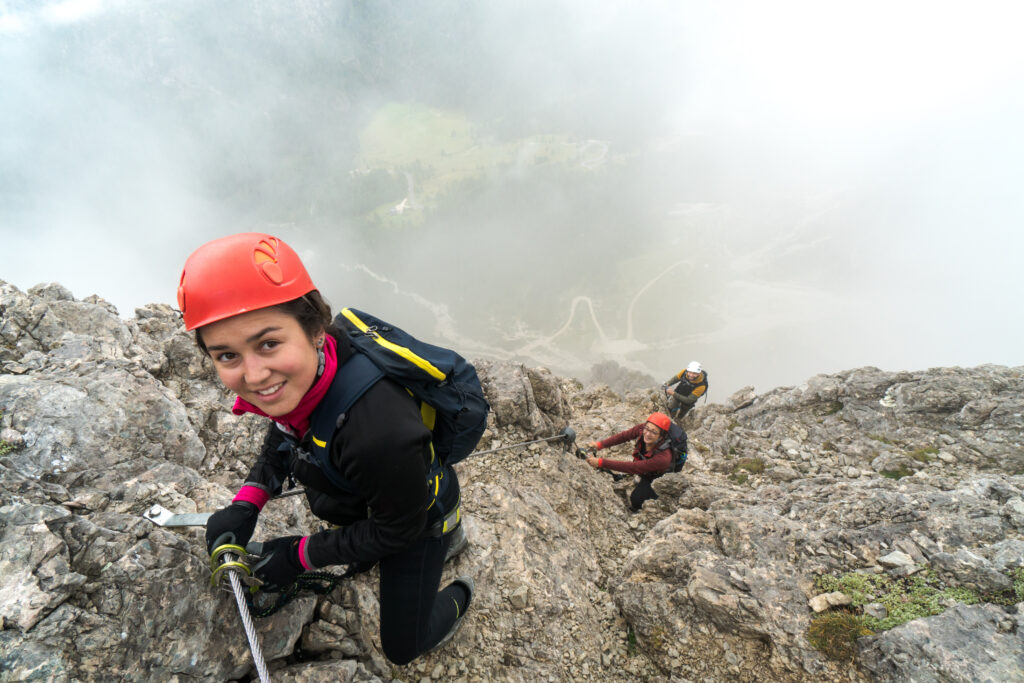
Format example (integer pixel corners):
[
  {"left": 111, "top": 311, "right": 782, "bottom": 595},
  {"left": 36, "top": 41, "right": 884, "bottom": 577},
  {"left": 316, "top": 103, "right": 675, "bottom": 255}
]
[
  {"left": 299, "top": 307, "right": 490, "bottom": 494},
  {"left": 663, "top": 422, "right": 688, "bottom": 473}
]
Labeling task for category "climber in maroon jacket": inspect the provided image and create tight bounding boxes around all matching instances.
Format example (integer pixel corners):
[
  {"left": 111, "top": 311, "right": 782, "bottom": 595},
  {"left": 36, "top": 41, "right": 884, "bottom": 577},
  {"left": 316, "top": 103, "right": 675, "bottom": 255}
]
[{"left": 585, "top": 412, "right": 674, "bottom": 511}]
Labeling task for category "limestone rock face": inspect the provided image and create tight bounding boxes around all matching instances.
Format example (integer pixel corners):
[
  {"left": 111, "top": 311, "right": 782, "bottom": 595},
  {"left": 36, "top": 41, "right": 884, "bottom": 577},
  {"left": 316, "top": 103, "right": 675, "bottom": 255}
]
[
  {"left": 474, "top": 359, "right": 556, "bottom": 434},
  {"left": 1, "top": 279, "right": 1022, "bottom": 682},
  {"left": 859, "top": 603, "right": 1024, "bottom": 682}
]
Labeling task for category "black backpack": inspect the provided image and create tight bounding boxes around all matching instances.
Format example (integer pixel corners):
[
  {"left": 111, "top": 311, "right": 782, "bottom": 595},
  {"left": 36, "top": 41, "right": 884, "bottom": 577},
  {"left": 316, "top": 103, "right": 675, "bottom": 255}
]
[
  {"left": 298, "top": 308, "right": 490, "bottom": 493},
  {"left": 661, "top": 422, "right": 688, "bottom": 472}
]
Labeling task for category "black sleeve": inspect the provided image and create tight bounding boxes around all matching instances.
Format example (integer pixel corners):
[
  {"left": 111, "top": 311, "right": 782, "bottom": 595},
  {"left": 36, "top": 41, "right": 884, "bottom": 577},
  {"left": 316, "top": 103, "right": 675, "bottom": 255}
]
[
  {"left": 675, "top": 379, "right": 695, "bottom": 395},
  {"left": 241, "top": 422, "right": 291, "bottom": 495},
  {"left": 305, "top": 379, "right": 432, "bottom": 567}
]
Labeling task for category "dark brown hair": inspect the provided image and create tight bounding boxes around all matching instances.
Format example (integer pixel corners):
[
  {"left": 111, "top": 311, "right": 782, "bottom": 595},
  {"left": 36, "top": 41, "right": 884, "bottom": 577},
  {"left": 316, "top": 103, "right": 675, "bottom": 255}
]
[{"left": 194, "top": 290, "right": 337, "bottom": 355}]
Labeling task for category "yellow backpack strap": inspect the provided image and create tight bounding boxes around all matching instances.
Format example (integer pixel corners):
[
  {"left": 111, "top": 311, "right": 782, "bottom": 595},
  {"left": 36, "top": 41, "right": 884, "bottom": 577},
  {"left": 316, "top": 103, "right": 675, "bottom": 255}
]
[
  {"left": 420, "top": 402, "right": 436, "bottom": 430},
  {"left": 340, "top": 308, "right": 447, "bottom": 381},
  {"left": 339, "top": 308, "right": 449, "bottom": 518}
]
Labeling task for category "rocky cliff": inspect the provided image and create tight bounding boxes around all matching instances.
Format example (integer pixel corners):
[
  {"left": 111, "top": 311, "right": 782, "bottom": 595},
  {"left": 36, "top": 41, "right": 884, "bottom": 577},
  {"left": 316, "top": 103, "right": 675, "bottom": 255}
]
[{"left": 1, "top": 280, "right": 1022, "bottom": 682}]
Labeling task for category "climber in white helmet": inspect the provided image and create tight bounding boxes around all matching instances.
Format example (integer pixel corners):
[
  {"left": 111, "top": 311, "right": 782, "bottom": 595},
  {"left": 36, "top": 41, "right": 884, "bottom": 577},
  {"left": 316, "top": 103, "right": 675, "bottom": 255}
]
[{"left": 663, "top": 361, "right": 708, "bottom": 420}]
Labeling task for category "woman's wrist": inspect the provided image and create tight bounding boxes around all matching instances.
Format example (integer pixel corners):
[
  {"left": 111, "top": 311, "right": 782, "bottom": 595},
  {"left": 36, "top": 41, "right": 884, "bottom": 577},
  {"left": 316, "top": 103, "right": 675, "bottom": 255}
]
[{"left": 233, "top": 484, "right": 271, "bottom": 511}]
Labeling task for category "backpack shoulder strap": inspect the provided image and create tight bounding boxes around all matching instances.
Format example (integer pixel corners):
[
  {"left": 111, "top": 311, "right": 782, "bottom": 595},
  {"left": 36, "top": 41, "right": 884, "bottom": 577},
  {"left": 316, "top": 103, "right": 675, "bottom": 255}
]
[
  {"left": 306, "top": 351, "right": 386, "bottom": 492},
  {"left": 339, "top": 307, "right": 448, "bottom": 381}
]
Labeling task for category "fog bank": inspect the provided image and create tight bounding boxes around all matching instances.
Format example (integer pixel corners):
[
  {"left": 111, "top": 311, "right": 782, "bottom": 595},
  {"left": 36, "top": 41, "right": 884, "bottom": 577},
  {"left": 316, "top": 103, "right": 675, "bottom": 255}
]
[{"left": 3, "top": 0, "right": 1022, "bottom": 397}]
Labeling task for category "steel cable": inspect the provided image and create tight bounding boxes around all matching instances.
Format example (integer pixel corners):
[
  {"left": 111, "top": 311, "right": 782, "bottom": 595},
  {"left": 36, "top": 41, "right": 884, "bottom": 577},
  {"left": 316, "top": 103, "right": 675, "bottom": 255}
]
[
  {"left": 271, "top": 428, "right": 577, "bottom": 501},
  {"left": 224, "top": 553, "right": 271, "bottom": 683}
]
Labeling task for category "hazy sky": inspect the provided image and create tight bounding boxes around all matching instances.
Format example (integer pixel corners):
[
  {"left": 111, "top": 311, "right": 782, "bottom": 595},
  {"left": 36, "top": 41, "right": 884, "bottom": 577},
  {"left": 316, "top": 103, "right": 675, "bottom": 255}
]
[{"left": 2, "top": 0, "right": 1023, "bottom": 398}]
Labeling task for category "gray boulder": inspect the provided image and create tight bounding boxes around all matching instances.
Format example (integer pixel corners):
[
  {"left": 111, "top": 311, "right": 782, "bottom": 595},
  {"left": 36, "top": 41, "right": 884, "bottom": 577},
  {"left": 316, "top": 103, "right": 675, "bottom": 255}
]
[{"left": 860, "top": 602, "right": 1024, "bottom": 682}]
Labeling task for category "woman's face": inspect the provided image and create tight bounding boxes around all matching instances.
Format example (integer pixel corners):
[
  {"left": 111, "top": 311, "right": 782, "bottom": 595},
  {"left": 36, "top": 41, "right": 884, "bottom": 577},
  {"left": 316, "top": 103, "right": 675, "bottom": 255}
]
[
  {"left": 642, "top": 422, "right": 662, "bottom": 448},
  {"left": 201, "top": 308, "right": 322, "bottom": 416}
]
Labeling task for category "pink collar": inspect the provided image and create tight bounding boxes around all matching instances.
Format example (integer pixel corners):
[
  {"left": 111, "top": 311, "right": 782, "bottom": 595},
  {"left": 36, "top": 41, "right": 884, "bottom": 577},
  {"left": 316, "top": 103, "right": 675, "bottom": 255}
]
[{"left": 231, "top": 334, "right": 339, "bottom": 437}]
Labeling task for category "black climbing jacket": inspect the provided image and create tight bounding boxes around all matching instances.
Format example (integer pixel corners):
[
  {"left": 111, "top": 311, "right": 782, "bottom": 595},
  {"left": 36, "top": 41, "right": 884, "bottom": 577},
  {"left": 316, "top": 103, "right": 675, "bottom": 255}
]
[{"left": 239, "top": 333, "right": 458, "bottom": 568}]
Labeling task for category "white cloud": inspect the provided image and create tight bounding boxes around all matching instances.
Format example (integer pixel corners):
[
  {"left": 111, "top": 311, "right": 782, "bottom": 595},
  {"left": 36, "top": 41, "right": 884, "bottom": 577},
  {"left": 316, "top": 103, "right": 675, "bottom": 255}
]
[
  {"left": 1, "top": 0, "right": 115, "bottom": 33},
  {"left": 42, "top": 0, "right": 108, "bottom": 24}
]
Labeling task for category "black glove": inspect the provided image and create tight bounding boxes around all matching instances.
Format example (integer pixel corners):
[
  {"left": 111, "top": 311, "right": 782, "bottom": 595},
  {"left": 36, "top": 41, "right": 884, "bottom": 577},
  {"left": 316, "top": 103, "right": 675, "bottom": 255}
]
[
  {"left": 246, "top": 536, "right": 306, "bottom": 592},
  {"left": 205, "top": 501, "right": 260, "bottom": 554}
]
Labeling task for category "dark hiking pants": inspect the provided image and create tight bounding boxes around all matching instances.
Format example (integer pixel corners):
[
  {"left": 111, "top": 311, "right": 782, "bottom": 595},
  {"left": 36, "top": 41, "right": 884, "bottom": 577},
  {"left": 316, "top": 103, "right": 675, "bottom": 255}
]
[
  {"left": 378, "top": 473, "right": 465, "bottom": 664},
  {"left": 629, "top": 477, "right": 658, "bottom": 511}
]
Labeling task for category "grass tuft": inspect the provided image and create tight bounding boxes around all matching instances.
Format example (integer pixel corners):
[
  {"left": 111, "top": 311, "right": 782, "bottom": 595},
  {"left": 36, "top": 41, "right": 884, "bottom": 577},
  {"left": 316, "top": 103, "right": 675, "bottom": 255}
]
[
  {"left": 880, "top": 467, "right": 914, "bottom": 480},
  {"left": 735, "top": 458, "right": 766, "bottom": 474},
  {"left": 807, "top": 612, "right": 872, "bottom": 660},
  {"left": 728, "top": 458, "right": 765, "bottom": 485},
  {"left": 626, "top": 626, "right": 638, "bottom": 657}
]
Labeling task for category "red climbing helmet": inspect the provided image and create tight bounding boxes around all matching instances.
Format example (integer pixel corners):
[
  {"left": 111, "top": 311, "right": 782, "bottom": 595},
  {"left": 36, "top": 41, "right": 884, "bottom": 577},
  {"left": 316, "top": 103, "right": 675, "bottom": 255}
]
[
  {"left": 647, "top": 412, "right": 671, "bottom": 432},
  {"left": 177, "top": 233, "right": 317, "bottom": 330}
]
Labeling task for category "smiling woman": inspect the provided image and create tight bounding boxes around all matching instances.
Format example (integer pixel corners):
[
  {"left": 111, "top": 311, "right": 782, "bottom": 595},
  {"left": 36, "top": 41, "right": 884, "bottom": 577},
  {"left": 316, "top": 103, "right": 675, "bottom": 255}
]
[
  {"left": 201, "top": 309, "right": 322, "bottom": 417},
  {"left": 176, "top": 232, "right": 475, "bottom": 665},
  {"left": 586, "top": 412, "right": 677, "bottom": 512}
]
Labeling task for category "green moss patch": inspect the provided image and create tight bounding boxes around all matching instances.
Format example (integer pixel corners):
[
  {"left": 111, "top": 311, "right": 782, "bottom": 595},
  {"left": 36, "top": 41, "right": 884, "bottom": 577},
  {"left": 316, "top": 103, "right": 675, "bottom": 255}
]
[
  {"left": 815, "top": 569, "right": 1020, "bottom": 633},
  {"left": 907, "top": 447, "right": 939, "bottom": 463},
  {"left": 0, "top": 411, "right": 16, "bottom": 456}
]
